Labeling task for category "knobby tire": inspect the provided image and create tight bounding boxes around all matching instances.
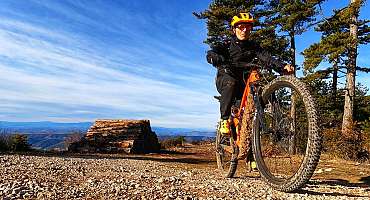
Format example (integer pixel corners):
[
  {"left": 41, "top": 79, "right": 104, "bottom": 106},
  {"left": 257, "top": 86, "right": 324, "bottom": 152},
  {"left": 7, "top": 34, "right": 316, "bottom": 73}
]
[{"left": 252, "top": 75, "right": 322, "bottom": 192}]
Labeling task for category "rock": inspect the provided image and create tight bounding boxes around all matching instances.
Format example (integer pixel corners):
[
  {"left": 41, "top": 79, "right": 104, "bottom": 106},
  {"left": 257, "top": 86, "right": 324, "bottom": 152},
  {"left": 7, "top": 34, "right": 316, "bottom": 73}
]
[
  {"left": 1, "top": 146, "right": 369, "bottom": 199},
  {"left": 68, "top": 119, "right": 160, "bottom": 153}
]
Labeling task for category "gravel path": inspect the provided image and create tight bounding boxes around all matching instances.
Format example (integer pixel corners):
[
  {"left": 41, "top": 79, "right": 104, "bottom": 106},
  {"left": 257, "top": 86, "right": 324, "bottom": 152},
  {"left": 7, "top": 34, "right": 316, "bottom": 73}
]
[{"left": 0, "top": 154, "right": 369, "bottom": 200}]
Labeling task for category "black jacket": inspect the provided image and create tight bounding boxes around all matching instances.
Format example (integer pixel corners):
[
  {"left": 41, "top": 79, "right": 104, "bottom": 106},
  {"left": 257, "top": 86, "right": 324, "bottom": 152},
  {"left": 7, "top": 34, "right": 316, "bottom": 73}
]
[{"left": 207, "top": 37, "right": 285, "bottom": 77}]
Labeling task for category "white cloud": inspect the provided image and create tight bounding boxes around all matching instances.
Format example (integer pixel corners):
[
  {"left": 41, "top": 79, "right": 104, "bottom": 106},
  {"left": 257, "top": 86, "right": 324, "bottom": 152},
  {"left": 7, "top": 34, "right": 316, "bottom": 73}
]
[{"left": 0, "top": 14, "right": 218, "bottom": 128}]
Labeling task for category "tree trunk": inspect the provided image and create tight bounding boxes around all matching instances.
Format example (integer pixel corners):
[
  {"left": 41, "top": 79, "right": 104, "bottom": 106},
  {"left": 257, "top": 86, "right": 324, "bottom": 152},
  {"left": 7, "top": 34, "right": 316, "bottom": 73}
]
[
  {"left": 342, "top": 0, "right": 358, "bottom": 137},
  {"left": 332, "top": 59, "right": 339, "bottom": 98},
  {"left": 289, "top": 32, "right": 297, "bottom": 154}
]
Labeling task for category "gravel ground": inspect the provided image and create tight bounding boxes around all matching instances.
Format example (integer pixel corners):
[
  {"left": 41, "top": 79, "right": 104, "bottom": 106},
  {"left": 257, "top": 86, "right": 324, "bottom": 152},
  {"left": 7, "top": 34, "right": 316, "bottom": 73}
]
[{"left": 0, "top": 153, "right": 369, "bottom": 200}]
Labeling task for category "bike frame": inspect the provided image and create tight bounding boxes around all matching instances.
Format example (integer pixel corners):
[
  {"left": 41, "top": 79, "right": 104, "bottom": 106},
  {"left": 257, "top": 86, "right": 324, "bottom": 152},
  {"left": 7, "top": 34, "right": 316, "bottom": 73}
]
[
  {"left": 231, "top": 69, "right": 260, "bottom": 150},
  {"left": 216, "top": 66, "right": 321, "bottom": 191}
]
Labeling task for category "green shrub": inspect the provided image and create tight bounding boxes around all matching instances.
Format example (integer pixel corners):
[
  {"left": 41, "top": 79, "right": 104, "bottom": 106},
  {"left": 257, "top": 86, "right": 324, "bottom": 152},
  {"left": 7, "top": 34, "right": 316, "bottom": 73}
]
[
  {"left": 0, "top": 131, "right": 31, "bottom": 152},
  {"left": 10, "top": 134, "right": 31, "bottom": 152},
  {"left": 160, "top": 136, "right": 186, "bottom": 149}
]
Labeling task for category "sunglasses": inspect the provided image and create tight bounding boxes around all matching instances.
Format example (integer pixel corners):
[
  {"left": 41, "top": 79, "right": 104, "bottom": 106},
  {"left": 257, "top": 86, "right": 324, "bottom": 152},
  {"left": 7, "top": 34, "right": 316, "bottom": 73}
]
[{"left": 235, "top": 24, "right": 252, "bottom": 31}]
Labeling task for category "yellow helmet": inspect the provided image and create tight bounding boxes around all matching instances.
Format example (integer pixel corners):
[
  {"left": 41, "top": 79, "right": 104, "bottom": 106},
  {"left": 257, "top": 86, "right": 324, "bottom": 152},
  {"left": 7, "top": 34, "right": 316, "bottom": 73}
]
[{"left": 231, "top": 13, "right": 255, "bottom": 27}]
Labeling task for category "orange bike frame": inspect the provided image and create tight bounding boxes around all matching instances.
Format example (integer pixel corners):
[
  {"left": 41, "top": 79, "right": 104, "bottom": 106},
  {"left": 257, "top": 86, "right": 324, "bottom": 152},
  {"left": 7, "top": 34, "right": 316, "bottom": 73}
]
[{"left": 232, "top": 69, "right": 260, "bottom": 138}]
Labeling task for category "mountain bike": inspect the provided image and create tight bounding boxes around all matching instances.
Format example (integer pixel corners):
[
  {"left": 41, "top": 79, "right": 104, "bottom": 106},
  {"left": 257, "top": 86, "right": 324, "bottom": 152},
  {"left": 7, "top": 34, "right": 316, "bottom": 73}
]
[{"left": 215, "top": 63, "right": 322, "bottom": 192}]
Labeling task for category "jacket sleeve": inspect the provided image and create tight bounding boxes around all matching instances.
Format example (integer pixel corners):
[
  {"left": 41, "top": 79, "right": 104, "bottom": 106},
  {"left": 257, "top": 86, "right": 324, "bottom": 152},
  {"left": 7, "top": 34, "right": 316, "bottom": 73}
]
[
  {"left": 254, "top": 43, "right": 286, "bottom": 74},
  {"left": 206, "top": 50, "right": 225, "bottom": 67},
  {"left": 206, "top": 43, "right": 229, "bottom": 68}
]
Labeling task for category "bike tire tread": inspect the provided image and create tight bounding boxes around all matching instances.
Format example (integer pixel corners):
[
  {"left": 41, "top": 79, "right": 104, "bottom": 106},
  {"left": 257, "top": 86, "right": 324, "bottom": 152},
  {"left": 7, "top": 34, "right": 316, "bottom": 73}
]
[{"left": 255, "top": 75, "right": 322, "bottom": 192}]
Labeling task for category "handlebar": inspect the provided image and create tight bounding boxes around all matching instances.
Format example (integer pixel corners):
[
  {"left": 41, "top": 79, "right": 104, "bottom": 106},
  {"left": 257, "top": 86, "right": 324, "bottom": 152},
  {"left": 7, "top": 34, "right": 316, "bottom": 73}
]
[{"left": 232, "top": 62, "right": 264, "bottom": 70}]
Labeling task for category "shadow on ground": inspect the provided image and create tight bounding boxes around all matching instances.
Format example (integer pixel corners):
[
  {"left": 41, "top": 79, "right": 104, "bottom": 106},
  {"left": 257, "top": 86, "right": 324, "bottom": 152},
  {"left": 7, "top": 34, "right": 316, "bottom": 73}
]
[
  {"left": 311, "top": 178, "right": 370, "bottom": 187},
  {"left": 297, "top": 179, "right": 370, "bottom": 198},
  {"left": 0, "top": 149, "right": 214, "bottom": 165},
  {"left": 360, "top": 176, "right": 370, "bottom": 186}
]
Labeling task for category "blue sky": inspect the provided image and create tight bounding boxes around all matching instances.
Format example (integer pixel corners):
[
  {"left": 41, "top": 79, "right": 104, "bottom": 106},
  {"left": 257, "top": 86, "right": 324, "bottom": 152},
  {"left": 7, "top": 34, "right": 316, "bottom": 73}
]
[{"left": 0, "top": 0, "right": 369, "bottom": 129}]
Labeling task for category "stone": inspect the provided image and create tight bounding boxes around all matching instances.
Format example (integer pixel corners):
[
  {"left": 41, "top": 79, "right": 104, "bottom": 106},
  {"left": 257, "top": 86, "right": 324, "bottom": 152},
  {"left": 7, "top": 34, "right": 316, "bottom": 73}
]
[{"left": 68, "top": 119, "right": 160, "bottom": 153}]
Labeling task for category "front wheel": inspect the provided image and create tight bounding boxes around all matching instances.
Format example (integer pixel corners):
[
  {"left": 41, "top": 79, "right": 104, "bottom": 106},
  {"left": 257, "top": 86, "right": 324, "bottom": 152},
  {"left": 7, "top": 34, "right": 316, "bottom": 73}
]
[
  {"left": 215, "top": 123, "right": 238, "bottom": 178},
  {"left": 252, "top": 75, "right": 322, "bottom": 192}
]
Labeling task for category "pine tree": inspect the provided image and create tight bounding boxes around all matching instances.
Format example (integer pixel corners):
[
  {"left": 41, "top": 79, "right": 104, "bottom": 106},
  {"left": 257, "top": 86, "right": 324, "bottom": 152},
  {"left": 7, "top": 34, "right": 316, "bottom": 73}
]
[
  {"left": 303, "top": 7, "right": 351, "bottom": 98},
  {"left": 302, "top": 0, "right": 370, "bottom": 159},
  {"left": 302, "top": 0, "right": 370, "bottom": 137},
  {"left": 265, "top": 0, "right": 325, "bottom": 154},
  {"left": 343, "top": 0, "right": 359, "bottom": 136},
  {"left": 265, "top": 0, "right": 326, "bottom": 70},
  {"left": 193, "top": 0, "right": 290, "bottom": 60}
]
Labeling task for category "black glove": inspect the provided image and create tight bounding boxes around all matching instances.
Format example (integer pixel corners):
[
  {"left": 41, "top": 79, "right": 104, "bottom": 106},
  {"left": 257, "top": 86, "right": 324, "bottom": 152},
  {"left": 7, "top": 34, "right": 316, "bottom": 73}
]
[{"left": 206, "top": 51, "right": 225, "bottom": 67}]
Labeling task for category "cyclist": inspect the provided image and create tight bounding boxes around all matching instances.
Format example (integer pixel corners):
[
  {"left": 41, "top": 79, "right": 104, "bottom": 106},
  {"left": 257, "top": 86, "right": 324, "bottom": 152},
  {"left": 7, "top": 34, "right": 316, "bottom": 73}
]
[{"left": 206, "top": 12, "right": 294, "bottom": 159}]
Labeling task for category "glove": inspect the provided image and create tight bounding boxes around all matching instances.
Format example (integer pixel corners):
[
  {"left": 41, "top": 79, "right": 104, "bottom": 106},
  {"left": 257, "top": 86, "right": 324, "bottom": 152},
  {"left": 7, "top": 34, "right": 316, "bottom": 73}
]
[
  {"left": 206, "top": 51, "right": 225, "bottom": 67},
  {"left": 282, "top": 64, "right": 295, "bottom": 75}
]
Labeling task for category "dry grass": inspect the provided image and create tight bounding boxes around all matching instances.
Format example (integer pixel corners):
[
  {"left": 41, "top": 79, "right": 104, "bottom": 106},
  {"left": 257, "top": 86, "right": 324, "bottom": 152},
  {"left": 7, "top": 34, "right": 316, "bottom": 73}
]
[{"left": 162, "top": 143, "right": 370, "bottom": 185}]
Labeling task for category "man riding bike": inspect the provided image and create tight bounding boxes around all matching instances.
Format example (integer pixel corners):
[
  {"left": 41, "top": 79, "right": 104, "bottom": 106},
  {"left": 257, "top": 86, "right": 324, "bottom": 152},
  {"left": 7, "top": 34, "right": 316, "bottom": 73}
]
[{"left": 206, "top": 12, "right": 294, "bottom": 159}]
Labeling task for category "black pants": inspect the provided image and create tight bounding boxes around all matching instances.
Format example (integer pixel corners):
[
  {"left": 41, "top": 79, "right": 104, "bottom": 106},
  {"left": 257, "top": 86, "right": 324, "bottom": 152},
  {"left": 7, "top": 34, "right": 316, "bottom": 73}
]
[{"left": 216, "top": 70, "right": 245, "bottom": 120}]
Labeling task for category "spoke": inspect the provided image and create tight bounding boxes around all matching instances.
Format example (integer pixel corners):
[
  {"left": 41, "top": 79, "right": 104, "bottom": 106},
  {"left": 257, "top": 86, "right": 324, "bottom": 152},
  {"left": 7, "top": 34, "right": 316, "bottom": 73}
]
[{"left": 258, "top": 86, "right": 309, "bottom": 179}]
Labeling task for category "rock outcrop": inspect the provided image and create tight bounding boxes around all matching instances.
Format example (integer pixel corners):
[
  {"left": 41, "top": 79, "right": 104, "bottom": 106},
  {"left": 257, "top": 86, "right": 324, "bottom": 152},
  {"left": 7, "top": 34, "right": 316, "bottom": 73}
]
[{"left": 69, "top": 119, "right": 160, "bottom": 153}]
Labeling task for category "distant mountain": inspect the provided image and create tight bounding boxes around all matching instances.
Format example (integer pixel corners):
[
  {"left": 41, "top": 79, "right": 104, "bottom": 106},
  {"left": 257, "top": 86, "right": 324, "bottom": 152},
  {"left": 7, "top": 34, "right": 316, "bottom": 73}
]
[
  {"left": 0, "top": 121, "right": 215, "bottom": 136},
  {"left": 152, "top": 127, "right": 215, "bottom": 137},
  {"left": 26, "top": 133, "right": 70, "bottom": 150},
  {"left": 0, "top": 121, "right": 215, "bottom": 150},
  {"left": 158, "top": 135, "right": 215, "bottom": 143},
  {"left": 0, "top": 121, "right": 92, "bottom": 134}
]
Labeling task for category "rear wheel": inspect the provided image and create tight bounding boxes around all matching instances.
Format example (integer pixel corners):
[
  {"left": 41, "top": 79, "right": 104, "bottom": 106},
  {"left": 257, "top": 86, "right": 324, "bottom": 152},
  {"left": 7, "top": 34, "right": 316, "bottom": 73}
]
[
  {"left": 252, "top": 75, "right": 322, "bottom": 192},
  {"left": 215, "top": 123, "right": 238, "bottom": 178}
]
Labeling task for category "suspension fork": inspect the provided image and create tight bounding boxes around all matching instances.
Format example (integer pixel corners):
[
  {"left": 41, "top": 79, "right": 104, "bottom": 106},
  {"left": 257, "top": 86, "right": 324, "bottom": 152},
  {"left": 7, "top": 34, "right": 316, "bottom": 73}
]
[{"left": 252, "top": 83, "right": 266, "bottom": 133}]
